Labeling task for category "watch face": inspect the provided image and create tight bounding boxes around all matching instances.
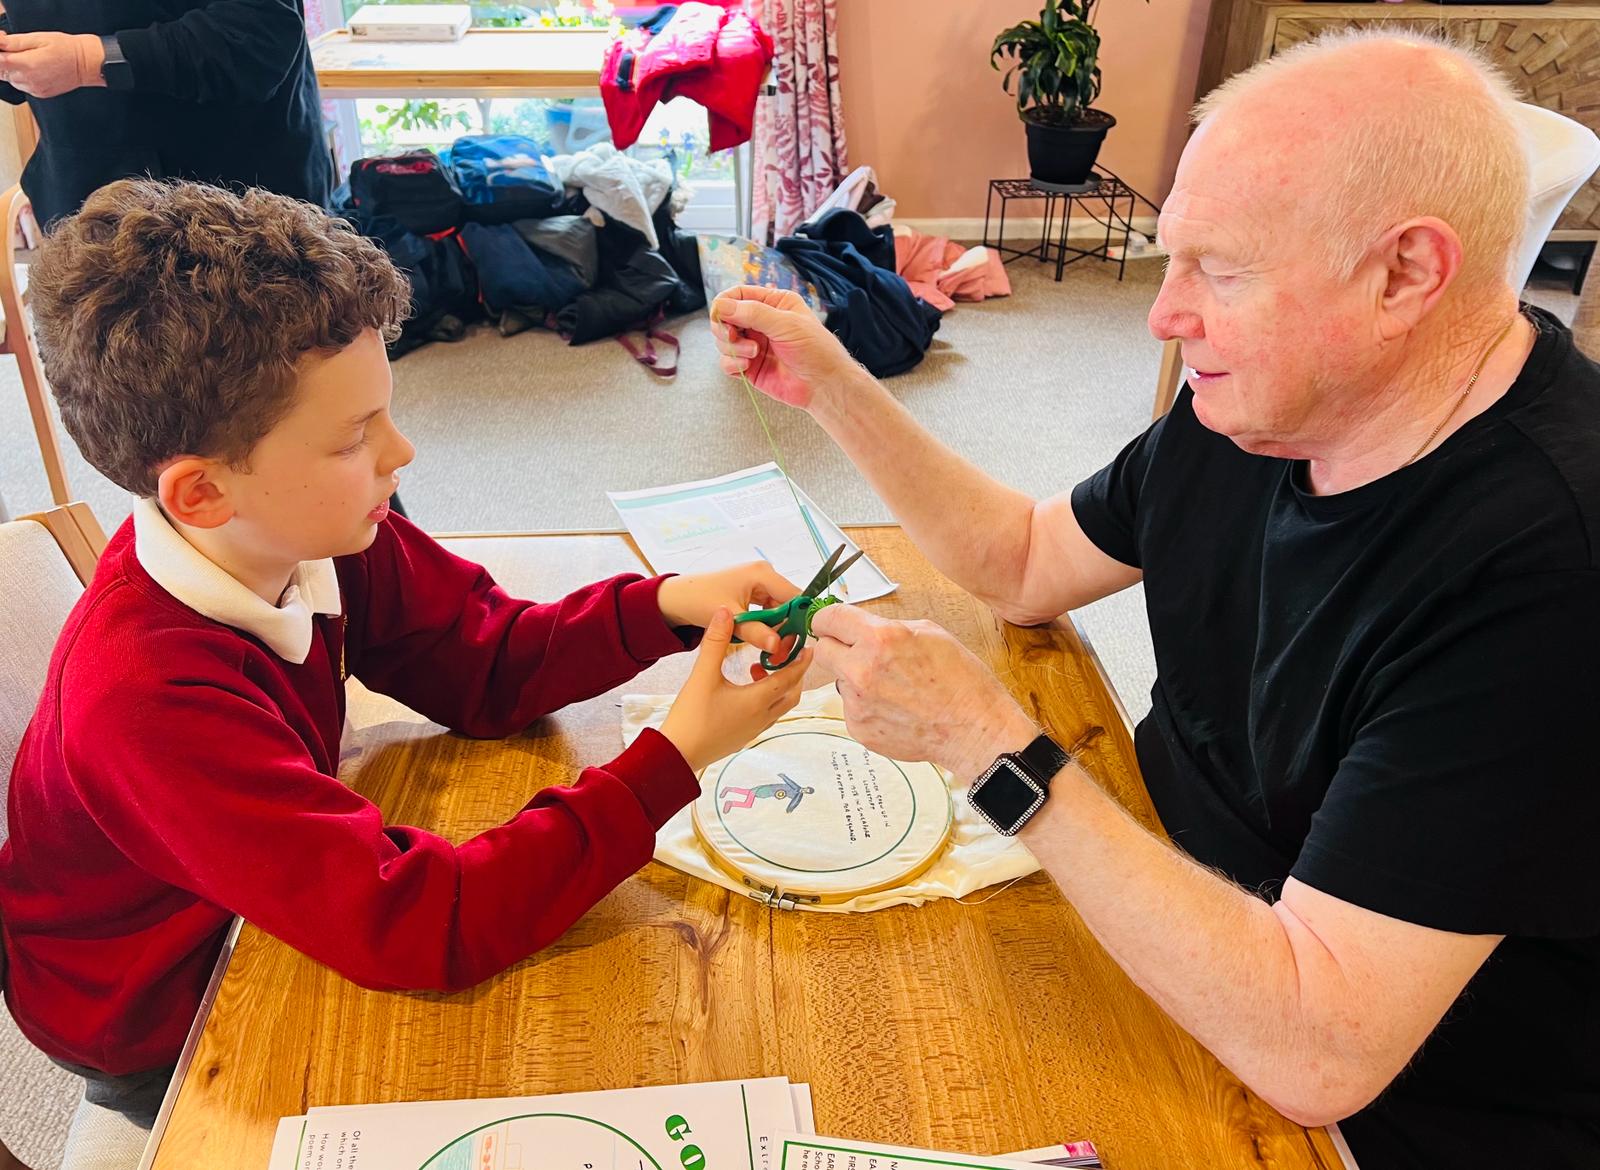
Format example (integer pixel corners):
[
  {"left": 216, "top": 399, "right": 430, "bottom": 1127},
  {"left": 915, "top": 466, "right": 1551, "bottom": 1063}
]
[{"left": 968, "top": 759, "right": 1046, "bottom": 835}]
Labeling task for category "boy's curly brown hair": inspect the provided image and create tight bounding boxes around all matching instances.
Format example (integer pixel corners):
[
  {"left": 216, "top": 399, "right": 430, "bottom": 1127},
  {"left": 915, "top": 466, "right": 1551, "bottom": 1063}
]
[{"left": 29, "top": 179, "right": 411, "bottom": 497}]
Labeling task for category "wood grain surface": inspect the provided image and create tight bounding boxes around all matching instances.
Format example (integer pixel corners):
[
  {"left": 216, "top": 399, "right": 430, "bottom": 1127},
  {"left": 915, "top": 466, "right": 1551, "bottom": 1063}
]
[{"left": 147, "top": 528, "right": 1342, "bottom": 1170}]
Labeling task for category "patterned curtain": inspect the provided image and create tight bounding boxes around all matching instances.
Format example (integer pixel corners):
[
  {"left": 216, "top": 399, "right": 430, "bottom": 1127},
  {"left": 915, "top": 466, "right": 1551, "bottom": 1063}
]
[{"left": 750, "top": 0, "right": 849, "bottom": 244}]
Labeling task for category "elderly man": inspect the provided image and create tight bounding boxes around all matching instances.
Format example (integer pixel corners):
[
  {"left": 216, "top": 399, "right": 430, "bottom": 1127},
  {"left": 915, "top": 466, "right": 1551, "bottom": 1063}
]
[{"left": 712, "top": 31, "right": 1600, "bottom": 1169}]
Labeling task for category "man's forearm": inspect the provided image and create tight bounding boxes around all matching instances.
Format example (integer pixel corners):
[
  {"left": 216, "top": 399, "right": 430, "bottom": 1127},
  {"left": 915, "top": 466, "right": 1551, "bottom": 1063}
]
[
  {"left": 1018, "top": 762, "right": 1373, "bottom": 1125},
  {"left": 810, "top": 366, "right": 1037, "bottom": 607}
]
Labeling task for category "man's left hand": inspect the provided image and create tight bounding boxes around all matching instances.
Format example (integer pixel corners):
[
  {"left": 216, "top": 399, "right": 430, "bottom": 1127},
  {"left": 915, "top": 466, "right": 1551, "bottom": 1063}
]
[
  {"left": 656, "top": 561, "right": 802, "bottom": 657},
  {"left": 0, "top": 32, "right": 106, "bottom": 98},
  {"left": 810, "top": 605, "right": 1038, "bottom": 780}
]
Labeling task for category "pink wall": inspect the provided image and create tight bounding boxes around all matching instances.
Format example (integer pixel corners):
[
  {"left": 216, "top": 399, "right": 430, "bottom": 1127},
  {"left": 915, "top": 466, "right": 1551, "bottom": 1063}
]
[{"left": 836, "top": 0, "right": 1212, "bottom": 220}]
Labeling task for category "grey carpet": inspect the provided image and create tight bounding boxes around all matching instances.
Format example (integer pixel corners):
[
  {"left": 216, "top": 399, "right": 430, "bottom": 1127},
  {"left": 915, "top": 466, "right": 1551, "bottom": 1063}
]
[{"left": 0, "top": 258, "right": 1581, "bottom": 1167}]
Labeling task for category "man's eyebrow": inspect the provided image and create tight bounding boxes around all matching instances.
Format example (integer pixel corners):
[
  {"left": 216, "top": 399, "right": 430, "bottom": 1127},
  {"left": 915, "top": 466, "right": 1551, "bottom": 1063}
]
[
  {"left": 1154, "top": 218, "right": 1212, "bottom": 259},
  {"left": 343, "top": 408, "right": 382, "bottom": 429}
]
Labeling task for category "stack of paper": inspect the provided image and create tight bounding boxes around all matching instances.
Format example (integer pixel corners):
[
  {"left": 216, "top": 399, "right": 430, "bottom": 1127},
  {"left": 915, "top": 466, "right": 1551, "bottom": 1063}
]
[
  {"left": 265, "top": 1079, "right": 1102, "bottom": 1170},
  {"left": 267, "top": 1077, "right": 815, "bottom": 1170}
]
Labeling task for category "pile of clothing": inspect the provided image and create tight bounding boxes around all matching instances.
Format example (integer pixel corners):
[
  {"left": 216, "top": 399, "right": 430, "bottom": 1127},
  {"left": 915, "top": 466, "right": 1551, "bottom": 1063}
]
[
  {"left": 764, "top": 170, "right": 1010, "bottom": 378},
  {"left": 337, "top": 136, "right": 705, "bottom": 360}
]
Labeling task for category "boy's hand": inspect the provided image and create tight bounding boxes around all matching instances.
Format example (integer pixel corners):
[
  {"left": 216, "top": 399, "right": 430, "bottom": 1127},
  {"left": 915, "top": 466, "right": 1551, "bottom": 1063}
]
[
  {"left": 659, "top": 608, "right": 812, "bottom": 773},
  {"left": 657, "top": 561, "right": 801, "bottom": 657}
]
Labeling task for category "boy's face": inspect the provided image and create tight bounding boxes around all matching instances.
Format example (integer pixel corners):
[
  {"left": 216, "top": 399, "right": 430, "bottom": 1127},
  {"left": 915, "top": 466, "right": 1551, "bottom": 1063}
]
[{"left": 223, "top": 329, "right": 415, "bottom": 563}]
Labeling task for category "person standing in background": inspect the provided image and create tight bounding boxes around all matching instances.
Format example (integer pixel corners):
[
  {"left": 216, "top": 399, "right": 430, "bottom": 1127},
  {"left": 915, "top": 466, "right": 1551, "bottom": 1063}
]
[{"left": 0, "top": 0, "right": 332, "bottom": 226}]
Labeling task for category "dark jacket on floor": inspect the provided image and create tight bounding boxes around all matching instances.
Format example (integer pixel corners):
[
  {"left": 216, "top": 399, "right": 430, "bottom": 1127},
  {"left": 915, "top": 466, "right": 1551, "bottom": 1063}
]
[
  {"left": 0, "top": 0, "right": 332, "bottom": 225},
  {"left": 778, "top": 208, "right": 941, "bottom": 378}
]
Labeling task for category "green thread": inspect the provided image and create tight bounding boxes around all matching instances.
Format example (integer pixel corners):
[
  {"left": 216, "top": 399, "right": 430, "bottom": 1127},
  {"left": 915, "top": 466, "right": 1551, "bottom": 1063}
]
[
  {"left": 740, "top": 371, "right": 830, "bottom": 561},
  {"left": 805, "top": 594, "right": 840, "bottom": 636}
]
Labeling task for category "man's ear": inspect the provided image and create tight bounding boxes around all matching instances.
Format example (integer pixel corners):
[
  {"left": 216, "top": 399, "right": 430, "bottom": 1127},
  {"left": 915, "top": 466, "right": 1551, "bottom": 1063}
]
[
  {"left": 1371, "top": 216, "right": 1463, "bottom": 342},
  {"left": 155, "top": 457, "right": 235, "bottom": 530}
]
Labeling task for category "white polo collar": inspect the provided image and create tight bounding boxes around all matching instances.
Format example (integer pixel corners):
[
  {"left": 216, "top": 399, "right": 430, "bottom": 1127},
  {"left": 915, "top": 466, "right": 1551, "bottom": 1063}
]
[{"left": 132, "top": 497, "right": 342, "bottom": 665}]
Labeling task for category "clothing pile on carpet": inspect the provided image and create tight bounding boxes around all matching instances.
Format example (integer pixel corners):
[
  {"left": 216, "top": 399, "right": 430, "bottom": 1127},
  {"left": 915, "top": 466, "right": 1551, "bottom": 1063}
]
[
  {"left": 336, "top": 137, "right": 705, "bottom": 363},
  {"left": 744, "top": 166, "right": 1011, "bottom": 378}
]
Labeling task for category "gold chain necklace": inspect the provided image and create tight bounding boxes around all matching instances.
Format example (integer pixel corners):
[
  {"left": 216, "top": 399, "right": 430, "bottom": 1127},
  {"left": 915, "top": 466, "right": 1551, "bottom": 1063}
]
[{"left": 1401, "top": 316, "right": 1520, "bottom": 467}]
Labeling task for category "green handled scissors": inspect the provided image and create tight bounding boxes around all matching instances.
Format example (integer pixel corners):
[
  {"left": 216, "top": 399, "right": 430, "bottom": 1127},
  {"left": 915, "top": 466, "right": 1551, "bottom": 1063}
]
[{"left": 734, "top": 543, "right": 864, "bottom": 670}]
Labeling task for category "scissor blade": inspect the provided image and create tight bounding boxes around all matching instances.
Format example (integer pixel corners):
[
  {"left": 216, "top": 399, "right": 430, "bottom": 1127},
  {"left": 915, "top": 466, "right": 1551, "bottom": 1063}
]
[
  {"left": 801, "top": 543, "right": 848, "bottom": 597},
  {"left": 821, "top": 548, "right": 865, "bottom": 594}
]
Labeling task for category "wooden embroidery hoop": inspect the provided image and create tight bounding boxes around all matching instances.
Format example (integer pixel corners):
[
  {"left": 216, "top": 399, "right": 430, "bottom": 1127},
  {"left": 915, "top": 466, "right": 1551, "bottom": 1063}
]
[{"left": 690, "top": 713, "right": 954, "bottom": 907}]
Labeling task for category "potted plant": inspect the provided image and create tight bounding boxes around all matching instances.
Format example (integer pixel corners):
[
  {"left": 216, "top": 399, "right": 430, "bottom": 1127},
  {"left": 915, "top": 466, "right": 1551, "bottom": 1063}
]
[{"left": 991, "top": 0, "right": 1119, "bottom": 186}]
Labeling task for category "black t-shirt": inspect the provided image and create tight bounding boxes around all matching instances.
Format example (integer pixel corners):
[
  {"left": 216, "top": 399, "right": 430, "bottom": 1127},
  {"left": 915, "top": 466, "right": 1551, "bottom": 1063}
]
[{"left": 1071, "top": 309, "right": 1600, "bottom": 1169}]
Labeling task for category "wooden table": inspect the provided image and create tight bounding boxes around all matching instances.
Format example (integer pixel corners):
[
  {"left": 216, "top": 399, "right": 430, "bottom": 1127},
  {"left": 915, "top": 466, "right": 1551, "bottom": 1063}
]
[
  {"left": 310, "top": 28, "right": 613, "bottom": 99},
  {"left": 143, "top": 527, "right": 1344, "bottom": 1170}
]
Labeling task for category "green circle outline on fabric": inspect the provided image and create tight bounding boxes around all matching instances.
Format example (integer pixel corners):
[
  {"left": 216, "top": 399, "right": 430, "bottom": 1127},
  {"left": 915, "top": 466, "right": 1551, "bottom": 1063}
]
[{"left": 712, "top": 730, "right": 941, "bottom": 873}]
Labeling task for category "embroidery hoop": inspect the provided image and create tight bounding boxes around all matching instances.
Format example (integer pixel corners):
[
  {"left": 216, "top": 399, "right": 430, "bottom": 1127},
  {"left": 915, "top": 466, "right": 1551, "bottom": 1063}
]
[{"left": 690, "top": 713, "right": 954, "bottom": 906}]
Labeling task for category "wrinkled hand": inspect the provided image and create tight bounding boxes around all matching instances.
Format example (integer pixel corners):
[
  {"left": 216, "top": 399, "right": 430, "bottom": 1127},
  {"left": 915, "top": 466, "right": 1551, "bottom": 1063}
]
[
  {"left": 710, "top": 286, "right": 858, "bottom": 412},
  {"left": 657, "top": 560, "right": 802, "bottom": 657},
  {"left": 0, "top": 32, "right": 105, "bottom": 99},
  {"left": 658, "top": 608, "right": 812, "bottom": 773},
  {"left": 810, "top": 605, "right": 1037, "bottom": 781}
]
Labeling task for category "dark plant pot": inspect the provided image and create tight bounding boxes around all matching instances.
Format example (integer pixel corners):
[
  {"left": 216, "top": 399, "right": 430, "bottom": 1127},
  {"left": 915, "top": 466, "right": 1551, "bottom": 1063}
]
[{"left": 1024, "top": 111, "right": 1116, "bottom": 185}]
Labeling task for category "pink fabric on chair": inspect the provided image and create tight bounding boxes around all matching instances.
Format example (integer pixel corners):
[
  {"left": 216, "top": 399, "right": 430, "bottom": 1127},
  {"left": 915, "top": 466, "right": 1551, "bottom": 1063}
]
[{"left": 894, "top": 230, "right": 1011, "bottom": 310}]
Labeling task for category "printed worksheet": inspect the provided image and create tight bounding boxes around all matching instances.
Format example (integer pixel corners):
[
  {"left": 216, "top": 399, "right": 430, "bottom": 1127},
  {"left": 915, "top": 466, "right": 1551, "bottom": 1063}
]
[
  {"left": 277, "top": 1077, "right": 800, "bottom": 1170},
  {"left": 764, "top": 1134, "right": 1068, "bottom": 1170},
  {"left": 608, "top": 464, "right": 895, "bottom": 603}
]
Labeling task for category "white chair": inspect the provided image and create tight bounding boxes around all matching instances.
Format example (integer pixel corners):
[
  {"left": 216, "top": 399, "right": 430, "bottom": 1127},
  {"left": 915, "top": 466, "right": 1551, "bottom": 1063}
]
[
  {"left": 1151, "top": 102, "right": 1600, "bottom": 418},
  {"left": 0, "top": 511, "right": 146, "bottom": 1170}
]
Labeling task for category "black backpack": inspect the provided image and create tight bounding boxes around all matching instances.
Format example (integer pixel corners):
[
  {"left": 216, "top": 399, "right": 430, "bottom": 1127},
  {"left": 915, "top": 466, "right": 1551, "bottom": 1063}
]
[{"left": 348, "top": 151, "right": 464, "bottom": 236}]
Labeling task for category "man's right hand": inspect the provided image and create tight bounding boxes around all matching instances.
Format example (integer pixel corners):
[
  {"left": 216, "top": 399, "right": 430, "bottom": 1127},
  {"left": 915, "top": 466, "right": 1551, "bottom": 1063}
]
[
  {"left": 710, "top": 286, "right": 858, "bottom": 412},
  {"left": 658, "top": 607, "right": 812, "bottom": 773}
]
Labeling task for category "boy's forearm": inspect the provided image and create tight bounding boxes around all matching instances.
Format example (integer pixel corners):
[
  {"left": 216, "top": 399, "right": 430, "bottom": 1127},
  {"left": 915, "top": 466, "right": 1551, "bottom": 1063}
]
[{"left": 809, "top": 367, "right": 1036, "bottom": 607}]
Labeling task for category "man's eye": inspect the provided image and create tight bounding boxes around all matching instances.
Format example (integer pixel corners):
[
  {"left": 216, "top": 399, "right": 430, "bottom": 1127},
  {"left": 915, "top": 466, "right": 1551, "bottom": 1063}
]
[{"left": 337, "top": 435, "right": 369, "bottom": 456}]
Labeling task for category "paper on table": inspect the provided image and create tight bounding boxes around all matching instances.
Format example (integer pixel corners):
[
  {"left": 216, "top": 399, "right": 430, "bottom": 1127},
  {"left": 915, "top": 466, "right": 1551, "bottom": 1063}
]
[
  {"left": 608, "top": 463, "right": 896, "bottom": 603},
  {"left": 267, "top": 1116, "right": 306, "bottom": 1170},
  {"left": 283, "top": 1077, "right": 798, "bottom": 1170},
  {"left": 767, "top": 1133, "right": 1054, "bottom": 1170},
  {"left": 1005, "top": 1142, "right": 1103, "bottom": 1168}
]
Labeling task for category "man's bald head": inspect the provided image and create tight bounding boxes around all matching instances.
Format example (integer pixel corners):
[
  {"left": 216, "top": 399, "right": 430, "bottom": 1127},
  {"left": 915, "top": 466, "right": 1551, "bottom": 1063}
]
[{"left": 1189, "top": 30, "right": 1528, "bottom": 290}]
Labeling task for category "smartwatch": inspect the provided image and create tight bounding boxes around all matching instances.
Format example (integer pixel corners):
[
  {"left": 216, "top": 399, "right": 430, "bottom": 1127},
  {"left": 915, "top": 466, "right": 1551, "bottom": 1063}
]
[
  {"left": 99, "top": 34, "right": 135, "bottom": 90},
  {"left": 966, "top": 733, "right": 1071, "bottom": 836}
]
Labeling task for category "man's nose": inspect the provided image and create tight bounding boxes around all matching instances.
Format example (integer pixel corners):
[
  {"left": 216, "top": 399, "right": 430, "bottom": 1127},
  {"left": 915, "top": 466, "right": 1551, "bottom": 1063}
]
[{"left": 1147, "top": 276, "right": 1203, "bottom": 343}]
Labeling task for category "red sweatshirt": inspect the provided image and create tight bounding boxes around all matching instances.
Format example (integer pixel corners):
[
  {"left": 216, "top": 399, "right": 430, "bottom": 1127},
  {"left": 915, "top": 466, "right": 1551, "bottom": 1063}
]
[{"left": 0, "top": 514, "right": 700, "bottom": 1075}]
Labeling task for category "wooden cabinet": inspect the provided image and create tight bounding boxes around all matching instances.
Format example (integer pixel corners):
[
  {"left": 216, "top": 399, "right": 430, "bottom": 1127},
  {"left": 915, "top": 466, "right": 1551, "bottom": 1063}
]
[{"left": 1197, "top": 1, "right": 1600, "bottom": 236}]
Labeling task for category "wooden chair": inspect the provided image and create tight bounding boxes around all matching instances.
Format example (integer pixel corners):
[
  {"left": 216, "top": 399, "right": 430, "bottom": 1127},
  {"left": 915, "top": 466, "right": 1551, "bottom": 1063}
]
[
  {"left": 1149, "top": 102, "right": 1600, "bottom": 419},
  {"left": 1, "top": 183, "right": 71, "bottom": 506},
  {"left": 0, "top": 506, "right": 142, "bottom": 1170}
]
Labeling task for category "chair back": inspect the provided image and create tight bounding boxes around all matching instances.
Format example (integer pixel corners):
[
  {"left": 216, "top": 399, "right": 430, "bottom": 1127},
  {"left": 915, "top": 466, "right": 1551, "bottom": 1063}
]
[{"left": 1511, "top": 102, "right": 1600, "bottom": 290}]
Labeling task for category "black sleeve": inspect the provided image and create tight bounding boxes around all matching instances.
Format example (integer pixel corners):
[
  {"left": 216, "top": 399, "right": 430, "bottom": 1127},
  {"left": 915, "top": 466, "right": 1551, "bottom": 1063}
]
[
  {"left": 0, "top": 14, "right": 22, "bottom": 104},
  {"left": 115, "top": 0, "right": 307, "bottom": 105},
  {"left": 1069, "top": 390, "right": 1188, "bottom": 570},
  {"left": 1289, "top": 569, "right": 1600, "bottom": 939}
]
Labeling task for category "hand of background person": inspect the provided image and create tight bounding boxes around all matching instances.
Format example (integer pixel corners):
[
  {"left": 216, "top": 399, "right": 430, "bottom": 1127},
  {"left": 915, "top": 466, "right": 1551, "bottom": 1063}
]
[
  {"left": 810, "top": 605, "right": 1037, "bottom": 782},
  {"left": 658, "top": 608, "right": 812, "bottom": 773},
  {"left": 710, "top": 286, "right": 859, "bottom": 412},
  {"left": 0, "top": 32, "right": 106, "bottom": 99}
]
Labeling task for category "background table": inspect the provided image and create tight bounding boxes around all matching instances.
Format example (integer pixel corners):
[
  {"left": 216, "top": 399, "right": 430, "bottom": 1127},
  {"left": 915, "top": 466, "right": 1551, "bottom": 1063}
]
[{"left": 143, "top": 527, "right": 1345, "bottom": 1170}]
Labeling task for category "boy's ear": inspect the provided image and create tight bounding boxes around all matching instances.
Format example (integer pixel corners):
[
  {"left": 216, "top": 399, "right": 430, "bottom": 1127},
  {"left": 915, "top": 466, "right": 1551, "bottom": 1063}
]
[{"left": 156, "top": 458, "right": 235, "bottom": 530}]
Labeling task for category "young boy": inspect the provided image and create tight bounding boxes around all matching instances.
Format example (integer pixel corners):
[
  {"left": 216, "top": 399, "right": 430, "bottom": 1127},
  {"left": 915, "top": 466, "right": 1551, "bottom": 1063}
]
[{"left": 0, "top": 179, "right": 810, "bottom": 1128}]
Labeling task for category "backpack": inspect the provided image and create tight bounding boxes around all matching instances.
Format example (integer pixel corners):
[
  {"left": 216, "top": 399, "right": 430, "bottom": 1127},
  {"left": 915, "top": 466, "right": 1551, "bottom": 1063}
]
[{"left": 348, "top": 151, "right": 464, "bottom": 236}]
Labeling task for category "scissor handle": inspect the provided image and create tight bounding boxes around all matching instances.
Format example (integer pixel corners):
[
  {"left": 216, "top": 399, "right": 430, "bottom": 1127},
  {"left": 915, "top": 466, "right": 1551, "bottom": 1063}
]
[
  {"left": 759, "top": 634, "right": 807, "bottom": 671},
  {"left": 732, "top": 595, "right": 812, "bottom": 645}
]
